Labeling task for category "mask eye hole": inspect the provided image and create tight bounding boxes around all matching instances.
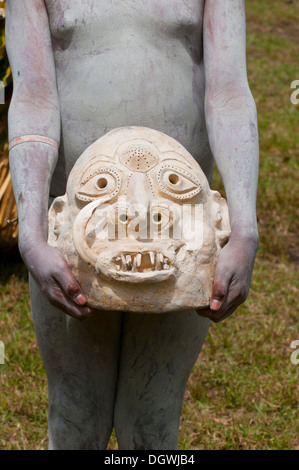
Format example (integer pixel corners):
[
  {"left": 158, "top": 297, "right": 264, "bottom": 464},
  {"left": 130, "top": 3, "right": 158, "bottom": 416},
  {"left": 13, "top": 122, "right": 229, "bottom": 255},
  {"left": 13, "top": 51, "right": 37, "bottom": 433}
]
[
  {"left": 152, "top": 212, "right": 162, "bottom": 223},
  {"left": 97, "top": 177, "right": 108, "bottom": 189},
  {"left": 156, "top": 165, "right": 202, "bottom": 200},
  {"left": 150, "top": 205, "right": 174, "bottom": 234},
  {"left": 168, "top": 173, "right": 180, "bottom": 185},
  {"left": 107, "top": 206, "right": 130, "bottom": 227},
  {"left": 76, "top": 168, "right": 121, "bottom": 202},
  {"left": 119, "top": 213, "right": 128, "bottom": 224}
]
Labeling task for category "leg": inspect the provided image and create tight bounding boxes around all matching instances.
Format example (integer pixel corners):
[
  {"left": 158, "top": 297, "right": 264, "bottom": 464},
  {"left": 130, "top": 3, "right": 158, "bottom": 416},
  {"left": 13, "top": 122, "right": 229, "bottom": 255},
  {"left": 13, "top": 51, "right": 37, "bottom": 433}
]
[
  {"left": 29, "top": 275, "right": 122, "bottom": 450},
  {"left": 114, "top": 310, "right": 210, "bottom": 450}
]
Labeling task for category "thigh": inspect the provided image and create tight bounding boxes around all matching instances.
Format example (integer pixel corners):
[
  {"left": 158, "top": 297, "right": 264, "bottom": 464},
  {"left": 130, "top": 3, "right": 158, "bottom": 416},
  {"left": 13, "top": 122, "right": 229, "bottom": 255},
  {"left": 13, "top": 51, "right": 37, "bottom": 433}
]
[
  {"left": 114, "top": 310, "right": 210, "bottom": 450},
  {"left": 29, "top": 274, "right": 123, "bottom": 450}
]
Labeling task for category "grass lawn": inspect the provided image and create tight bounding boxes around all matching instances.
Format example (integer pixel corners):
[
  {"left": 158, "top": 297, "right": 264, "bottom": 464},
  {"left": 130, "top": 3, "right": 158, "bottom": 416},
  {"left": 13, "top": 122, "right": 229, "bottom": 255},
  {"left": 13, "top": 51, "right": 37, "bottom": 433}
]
[{"left": 0, "top": 0, "right": 298, "bottom": 450}]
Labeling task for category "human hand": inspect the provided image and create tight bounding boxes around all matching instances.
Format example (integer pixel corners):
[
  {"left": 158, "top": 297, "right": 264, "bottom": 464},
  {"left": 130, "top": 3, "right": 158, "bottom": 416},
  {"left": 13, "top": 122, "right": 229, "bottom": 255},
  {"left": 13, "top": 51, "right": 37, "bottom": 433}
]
[
  {"left": 197, "top": 233, "right": 259, "bottom": 323},
  {"left": 21, "top": 241, "right": 94, "bottom": 320}
]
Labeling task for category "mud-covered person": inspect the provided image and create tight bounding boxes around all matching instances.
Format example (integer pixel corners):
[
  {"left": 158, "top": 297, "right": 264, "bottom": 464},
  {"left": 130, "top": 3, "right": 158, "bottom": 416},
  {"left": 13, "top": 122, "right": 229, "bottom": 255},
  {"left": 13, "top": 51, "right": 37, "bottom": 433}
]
[{"left": 6, "top": 0, "right": 259, "bottom": 450}]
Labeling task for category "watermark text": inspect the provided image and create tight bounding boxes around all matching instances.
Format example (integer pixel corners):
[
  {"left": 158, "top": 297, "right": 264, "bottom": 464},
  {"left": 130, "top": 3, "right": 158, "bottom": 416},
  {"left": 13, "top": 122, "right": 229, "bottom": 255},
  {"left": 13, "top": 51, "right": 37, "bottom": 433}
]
[
  {"left": 290, "top": 340, "right": 299, "bottom": 365},
  {"left": 0, "top": 340, "right": 5, "bottom": 365},
  {"left": 90, "top": 201, "right": 204, "bottom": 247},
  {"left": 290, "top": 80, "right": 299, "bottom": 105}
]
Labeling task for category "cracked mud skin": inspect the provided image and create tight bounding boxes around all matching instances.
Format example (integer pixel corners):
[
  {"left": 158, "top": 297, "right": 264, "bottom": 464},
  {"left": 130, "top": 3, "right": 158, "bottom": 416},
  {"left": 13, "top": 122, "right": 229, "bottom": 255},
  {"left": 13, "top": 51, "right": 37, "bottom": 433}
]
[{"left": 48, "top": 127, "right": 230, "bottom": 313}]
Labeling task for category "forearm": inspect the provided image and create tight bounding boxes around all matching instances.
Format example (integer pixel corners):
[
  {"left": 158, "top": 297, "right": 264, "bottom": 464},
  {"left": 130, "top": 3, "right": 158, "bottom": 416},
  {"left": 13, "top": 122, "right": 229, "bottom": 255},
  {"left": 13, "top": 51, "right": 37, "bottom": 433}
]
[
  {"left": 8, "top": 93, "right": 60, "bottom": 254},
  {"left": 8, "top": 98, "right": 60, "bottom": 254},
  {"left": 205, "top": 91, "right": 259, "bottom": 240},
  {"left": 9, "top": 141, "right": 58, "bottom": 253},
  {"left": 8, "top": 90, "right": 60, "bottom": 255}
]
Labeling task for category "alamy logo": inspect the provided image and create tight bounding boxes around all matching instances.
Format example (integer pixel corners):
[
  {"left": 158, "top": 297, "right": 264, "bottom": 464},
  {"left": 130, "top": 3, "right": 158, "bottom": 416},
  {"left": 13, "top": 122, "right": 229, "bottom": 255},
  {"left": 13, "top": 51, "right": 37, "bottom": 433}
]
[
  {"left": 0, "top": 340, "right": 5, "bottom": 364},
  {"left": 290, "top": 340, "right": 299, "bottom": 365},
  {"left": 0, "top": 80, "right": 4, "bottom": 105},
  {"left": 91, "top": 201, "right": 204, "bottom": 246},
  {"left": 290, "top": 80, "right": 299, "bottom": 105}
]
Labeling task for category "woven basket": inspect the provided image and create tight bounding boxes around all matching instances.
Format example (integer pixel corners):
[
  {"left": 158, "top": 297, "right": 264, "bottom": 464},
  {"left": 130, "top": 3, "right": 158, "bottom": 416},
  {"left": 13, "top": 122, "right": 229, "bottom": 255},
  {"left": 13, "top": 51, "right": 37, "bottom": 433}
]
[{"left": 0, "top": 144, "right": 18, "bottom": 248}]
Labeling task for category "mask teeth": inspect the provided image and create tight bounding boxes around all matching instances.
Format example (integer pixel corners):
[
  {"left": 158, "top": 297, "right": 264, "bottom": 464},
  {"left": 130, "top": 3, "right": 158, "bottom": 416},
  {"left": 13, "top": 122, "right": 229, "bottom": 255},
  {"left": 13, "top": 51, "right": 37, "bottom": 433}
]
[
  {"left": 132, "top": 255, "right": 138, "bottom": 273},
  {"left": 155, "top": 253, "right": 163, "bottom": 271},
  {"left": 136, "top": 253, "right": 142, "bottom": 268},
  {"left": 149, "top": 251, "right": 155, "bottom": 266},
  {"left": 114, "top": 252, "right": 171, "bottom": 272},
  {"left": 121, "top": 255, "right": 126, "bottom": 271}
]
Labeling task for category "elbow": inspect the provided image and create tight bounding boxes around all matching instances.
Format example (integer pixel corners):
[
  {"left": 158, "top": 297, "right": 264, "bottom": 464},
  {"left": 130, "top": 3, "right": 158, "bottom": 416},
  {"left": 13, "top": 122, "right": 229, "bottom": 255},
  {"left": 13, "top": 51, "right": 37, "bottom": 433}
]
[
  {"left": 8, "top": 90, "right": 60, "bottom": 142},
  {"left": 205, "top": 85, "right": 257, "bottom": 119},
  {"left": 11, "top": 80, "right": 60, "bottom": 113}
]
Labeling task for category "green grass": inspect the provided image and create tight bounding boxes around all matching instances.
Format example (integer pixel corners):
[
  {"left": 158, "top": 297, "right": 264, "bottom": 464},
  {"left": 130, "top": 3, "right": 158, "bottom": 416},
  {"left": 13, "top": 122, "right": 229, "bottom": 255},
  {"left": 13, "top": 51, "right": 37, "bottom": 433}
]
[
  {"left": 0, "top": 260, "right": 48, "bottom": 449},
  {"left": 0, "top": 0, "right": 299, "bottom": 450}
]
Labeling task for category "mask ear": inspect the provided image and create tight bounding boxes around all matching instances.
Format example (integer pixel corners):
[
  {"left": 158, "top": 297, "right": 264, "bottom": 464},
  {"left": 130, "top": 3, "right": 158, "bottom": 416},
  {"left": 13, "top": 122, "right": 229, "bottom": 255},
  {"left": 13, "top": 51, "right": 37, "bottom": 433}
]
[
  {"left": 210, "top": 190, "right": 231, "bottom": 248},
  {"left": 48, "top": 195, "right": 68, "bottom": 247}
]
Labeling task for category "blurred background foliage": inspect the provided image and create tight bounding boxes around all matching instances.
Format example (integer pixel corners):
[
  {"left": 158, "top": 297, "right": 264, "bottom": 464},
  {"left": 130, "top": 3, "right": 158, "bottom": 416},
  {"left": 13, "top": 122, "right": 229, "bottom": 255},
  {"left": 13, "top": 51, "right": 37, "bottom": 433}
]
[
  {"left": 0, "top": 0, "right": 11, "bottom": 136},
  {"left": 0, "top": 0, "right": 18, "bottom": 249},
  {"left": 0, "top": 1, "right": 11, "bottom": 91}
]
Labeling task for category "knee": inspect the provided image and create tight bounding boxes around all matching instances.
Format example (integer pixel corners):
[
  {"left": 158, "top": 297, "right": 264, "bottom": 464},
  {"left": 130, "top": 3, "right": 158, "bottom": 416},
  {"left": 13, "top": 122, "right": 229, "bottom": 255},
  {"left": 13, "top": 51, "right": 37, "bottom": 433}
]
[
  {"left": 48, "top": 414, "right": 80, "bottom": 450},
  {"left": 48, "top": 411, "right": 97, "bottom": 450},
  {"left": 48, "top": 415, "right": 75, "bottom": 450},
  {"left": 48, "top": 393, "right": 113, "bottom": 450},
  {"left": 114, "top": 406, "right": 180, "bottom": 450},
  {"left": 49, "top": 411, "right": 113, "bottom": 450}
]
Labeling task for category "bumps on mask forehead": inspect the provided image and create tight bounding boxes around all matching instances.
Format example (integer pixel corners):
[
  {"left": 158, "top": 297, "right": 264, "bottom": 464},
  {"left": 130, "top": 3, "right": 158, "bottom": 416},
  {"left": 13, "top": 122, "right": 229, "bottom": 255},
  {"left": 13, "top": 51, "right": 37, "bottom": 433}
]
[{"left": 117, "top": 140, "right": 159, "bottom": 172}]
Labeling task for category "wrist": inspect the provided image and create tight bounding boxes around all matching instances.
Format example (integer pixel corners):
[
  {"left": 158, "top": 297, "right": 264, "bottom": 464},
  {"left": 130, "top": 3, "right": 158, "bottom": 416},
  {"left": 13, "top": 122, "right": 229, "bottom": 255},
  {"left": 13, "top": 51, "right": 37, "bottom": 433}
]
[
  {"left": 19, "top": 237, "right": 48, "bottom": 258},
  {"left": 229, "top": 217, "right": 258, "bottom": 239},
  {"left": 228, "top": 227, "right": 259, "bottom": 250}
]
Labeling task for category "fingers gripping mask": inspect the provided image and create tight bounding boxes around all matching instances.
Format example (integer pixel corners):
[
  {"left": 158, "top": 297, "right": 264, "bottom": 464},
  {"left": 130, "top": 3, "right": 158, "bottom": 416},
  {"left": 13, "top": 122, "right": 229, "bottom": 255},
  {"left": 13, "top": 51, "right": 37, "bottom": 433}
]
[{"left": 48, "top": 127, "right": 230, "bottom": 313}]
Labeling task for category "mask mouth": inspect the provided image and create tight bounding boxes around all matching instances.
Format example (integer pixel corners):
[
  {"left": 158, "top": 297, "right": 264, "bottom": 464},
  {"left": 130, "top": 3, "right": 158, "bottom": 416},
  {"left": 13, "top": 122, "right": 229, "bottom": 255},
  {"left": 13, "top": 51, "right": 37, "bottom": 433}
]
[
  {"left": 114, "top": 251, "right": 171, "bottom": 272},
  {"left": 95, "top": 246, "right": 179, "bottom": 283}
]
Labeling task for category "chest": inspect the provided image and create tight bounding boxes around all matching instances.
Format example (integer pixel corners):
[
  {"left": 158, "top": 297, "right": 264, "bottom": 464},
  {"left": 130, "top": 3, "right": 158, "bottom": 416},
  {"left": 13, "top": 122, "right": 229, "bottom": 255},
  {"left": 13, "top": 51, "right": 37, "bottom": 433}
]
[{"left": 45, "top": 0, "right": 204, "bottom": 38}]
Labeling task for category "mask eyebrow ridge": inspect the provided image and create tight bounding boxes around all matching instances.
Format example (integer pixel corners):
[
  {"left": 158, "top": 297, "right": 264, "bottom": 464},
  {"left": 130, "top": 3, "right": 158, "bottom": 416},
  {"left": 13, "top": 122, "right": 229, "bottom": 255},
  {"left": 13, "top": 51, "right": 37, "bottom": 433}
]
[{"left": 159, "top": 157, "right": 194, "bottom": 172}]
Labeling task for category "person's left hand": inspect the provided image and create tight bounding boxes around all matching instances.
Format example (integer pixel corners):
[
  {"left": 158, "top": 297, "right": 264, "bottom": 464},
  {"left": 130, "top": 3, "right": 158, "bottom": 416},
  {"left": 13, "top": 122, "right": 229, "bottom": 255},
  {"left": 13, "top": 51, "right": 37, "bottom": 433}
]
[{"left": 197, "top": 233, "right": 259, "bottom": 323}]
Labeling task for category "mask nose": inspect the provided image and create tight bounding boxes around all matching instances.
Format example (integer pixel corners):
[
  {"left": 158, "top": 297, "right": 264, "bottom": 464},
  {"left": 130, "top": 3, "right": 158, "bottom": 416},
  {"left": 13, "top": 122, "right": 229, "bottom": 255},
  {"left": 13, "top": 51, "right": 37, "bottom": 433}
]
[
  {"left": 106, "top": 173, "right": 153, "bottom": 241},
  {"left": 126, "top": 173, "right": 152, "bottom": 218},
  {"left": 123, "top": 173, "right": 176, "bottom": 240},
  {"left": 110, "top": 173, "right": 174, "bottom": 241}
]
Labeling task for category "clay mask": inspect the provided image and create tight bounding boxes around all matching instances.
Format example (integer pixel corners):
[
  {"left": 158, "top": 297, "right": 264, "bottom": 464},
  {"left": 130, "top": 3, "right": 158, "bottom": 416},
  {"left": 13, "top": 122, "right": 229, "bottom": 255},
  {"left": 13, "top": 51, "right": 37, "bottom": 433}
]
[{"left": 48, "top": 127, "right": 230, "bottom": 313}]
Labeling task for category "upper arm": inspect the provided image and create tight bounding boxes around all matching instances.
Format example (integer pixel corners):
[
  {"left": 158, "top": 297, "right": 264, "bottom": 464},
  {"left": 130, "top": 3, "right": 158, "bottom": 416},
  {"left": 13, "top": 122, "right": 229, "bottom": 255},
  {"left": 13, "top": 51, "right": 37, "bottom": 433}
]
[
  {"left": 203, "top": 0, "right": 250, "bottom": 99},
  {"left": 6, "top": 0, "right": 60, "bottom": 139}
]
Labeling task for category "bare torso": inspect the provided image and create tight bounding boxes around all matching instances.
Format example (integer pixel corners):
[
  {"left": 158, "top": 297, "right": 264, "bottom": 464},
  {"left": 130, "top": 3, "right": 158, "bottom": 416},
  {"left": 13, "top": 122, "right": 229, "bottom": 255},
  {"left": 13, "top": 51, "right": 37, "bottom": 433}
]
[
  {"left": 44, "top": 0, "right": 213, "bottom": 196},
  {"left": 6, "top": 2, "right": 259, "bottom": 448}
]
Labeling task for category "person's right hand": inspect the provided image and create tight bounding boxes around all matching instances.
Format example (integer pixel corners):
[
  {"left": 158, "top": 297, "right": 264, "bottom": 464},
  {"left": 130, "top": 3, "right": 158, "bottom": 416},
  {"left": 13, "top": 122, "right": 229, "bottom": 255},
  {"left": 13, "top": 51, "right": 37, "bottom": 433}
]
[{"left": 21, "top": 241, "right": 94, "bottom": 320}]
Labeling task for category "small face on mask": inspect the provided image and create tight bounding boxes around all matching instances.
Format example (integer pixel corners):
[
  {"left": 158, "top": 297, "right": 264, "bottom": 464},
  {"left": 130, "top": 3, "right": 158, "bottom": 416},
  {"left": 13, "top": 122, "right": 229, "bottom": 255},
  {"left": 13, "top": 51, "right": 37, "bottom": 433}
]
[{"left": 48, "top": 127, "right": 230, "bottom": 313}]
